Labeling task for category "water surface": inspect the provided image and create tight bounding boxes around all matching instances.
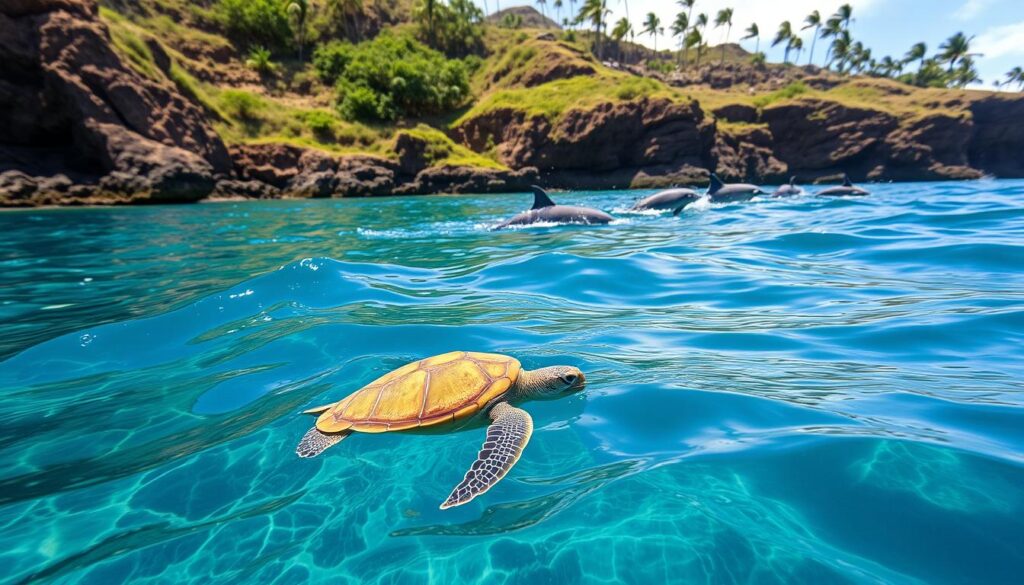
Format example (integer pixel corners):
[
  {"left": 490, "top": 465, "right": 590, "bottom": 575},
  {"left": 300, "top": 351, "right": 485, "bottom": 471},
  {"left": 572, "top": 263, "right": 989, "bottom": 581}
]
[{"left": 1, "top": 181, "right": 1023, "bottom": 584}]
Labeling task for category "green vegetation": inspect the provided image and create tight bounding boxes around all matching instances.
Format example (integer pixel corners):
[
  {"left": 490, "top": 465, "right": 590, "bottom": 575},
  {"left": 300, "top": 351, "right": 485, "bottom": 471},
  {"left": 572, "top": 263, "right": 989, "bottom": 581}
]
[
  {"left": 457, "top": 73, "right": 670, "bottom": 124},
  {"left": 217, "top": 0, "right": 292, "bottom": 50},
  {"left": 212, "top": 88, "right": 384, "bottom": 151},
  {"left": 313, "top": 33, "right": 471, "bottom": 122},
  {"left": 752, "top": 81, "right": 809, "bottom": 108},
  {"left": 396, "top": 125, "right": 506, "bottom": 169},
  {"left": 245, "top": 46, "right": 278, "bottom": 76}
]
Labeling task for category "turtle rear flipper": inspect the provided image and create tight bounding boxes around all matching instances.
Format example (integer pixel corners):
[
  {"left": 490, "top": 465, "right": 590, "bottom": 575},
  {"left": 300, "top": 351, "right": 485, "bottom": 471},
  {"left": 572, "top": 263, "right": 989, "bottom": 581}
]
[{"left": 296, "top": 427, "right": 350, "bottom": 458}]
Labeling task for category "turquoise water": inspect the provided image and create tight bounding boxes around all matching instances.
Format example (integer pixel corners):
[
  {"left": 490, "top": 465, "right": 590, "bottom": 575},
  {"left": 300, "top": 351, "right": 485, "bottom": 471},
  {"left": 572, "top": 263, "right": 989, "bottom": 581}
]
[{"left": 1, "top": 181, "right": 1023, "bottom": 584}]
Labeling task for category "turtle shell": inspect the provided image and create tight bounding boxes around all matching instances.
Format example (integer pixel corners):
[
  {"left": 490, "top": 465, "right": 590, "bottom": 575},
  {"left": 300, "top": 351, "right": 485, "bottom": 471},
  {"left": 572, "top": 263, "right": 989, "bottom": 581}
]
[{"left": 313, "top": 351, "right": 521, "bottom": 433}]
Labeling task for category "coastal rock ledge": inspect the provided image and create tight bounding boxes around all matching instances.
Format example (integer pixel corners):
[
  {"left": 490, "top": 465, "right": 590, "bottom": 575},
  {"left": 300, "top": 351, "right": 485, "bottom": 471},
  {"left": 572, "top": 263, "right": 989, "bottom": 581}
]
[{"left": 1, "top": 0, "right": 1023, "bottom": 206}]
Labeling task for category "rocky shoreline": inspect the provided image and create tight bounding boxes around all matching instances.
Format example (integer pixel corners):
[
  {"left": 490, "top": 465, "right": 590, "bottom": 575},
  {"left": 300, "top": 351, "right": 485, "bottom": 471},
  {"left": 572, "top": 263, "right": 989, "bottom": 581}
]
[{"left": 1, "top": 0, "right": 1023, "bottom": 207}]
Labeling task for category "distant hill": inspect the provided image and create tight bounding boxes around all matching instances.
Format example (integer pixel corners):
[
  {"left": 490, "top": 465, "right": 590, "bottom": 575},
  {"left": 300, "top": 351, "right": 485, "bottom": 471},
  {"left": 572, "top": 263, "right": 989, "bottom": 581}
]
[{"left": 487, "top": 6, "right": 561, "bottom": 30}]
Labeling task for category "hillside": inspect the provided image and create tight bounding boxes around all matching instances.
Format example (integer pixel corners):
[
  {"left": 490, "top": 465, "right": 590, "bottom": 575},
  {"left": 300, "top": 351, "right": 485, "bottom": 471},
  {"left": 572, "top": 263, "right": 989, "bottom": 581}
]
[{"left": 1, "top": 0, "right": 1022, "bottom": 206}]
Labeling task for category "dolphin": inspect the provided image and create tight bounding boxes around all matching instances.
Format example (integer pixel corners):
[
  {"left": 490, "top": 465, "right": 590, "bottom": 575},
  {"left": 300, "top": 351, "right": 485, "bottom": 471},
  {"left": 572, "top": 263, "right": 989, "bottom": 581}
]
[
  {"left": 706, "top": 173, "right": 766, "bottom": 202},
  {"left": 631, "top": 187, "right": 702, "bottom": 211},
  {"left": 495, "top": 186, "right": 614, "bottom": 229},
  {"left": 772, "top": 176, "right": 804, "bottom": 197},
  {"left": 817, "top": 174, "right": 870, "bottom": 196}
]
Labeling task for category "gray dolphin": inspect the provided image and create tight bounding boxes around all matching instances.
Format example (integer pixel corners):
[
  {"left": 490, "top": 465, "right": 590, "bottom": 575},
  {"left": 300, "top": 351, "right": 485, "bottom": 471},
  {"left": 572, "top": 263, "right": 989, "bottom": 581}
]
[
  {"left": 817, "top": 174, "right": 870, "bottom": 196},
  {"left": 772, "top": 176, "right": 804, "bottom": 197},
  {"left": 706, "top": 173, "right": 766, "bottom": 202},
  {"left": 495, "top": 186, "right": 614, "bottom": 229},
  {"left": 631, "top": 187, "right": 702, "bottom": 211}
]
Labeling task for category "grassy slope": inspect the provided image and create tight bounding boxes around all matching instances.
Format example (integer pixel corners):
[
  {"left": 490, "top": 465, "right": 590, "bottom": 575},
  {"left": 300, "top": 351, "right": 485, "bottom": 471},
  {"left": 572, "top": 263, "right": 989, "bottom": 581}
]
[{"left": 97, "top": 2, "right": 998, "bottom": 172}]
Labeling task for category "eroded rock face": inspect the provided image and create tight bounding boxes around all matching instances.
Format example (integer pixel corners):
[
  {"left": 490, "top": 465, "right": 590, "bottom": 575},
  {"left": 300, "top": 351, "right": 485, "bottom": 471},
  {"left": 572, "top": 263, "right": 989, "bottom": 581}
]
[
  {"left": 762, "top": 99, "right": 899, "bottom": 173},
  {"left": 0, "top": 0, "right": 228, "bottom": 204},
  {"left": 968, "top": 96, "right": 1024, "bottom": 177},
  {"left": 454, "top": 98, "right": 715, "bottom": 188}
]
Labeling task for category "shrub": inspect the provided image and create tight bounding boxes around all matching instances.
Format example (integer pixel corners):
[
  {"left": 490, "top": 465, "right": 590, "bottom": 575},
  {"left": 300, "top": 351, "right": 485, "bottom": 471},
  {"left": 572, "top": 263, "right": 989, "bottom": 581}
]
[
  {"left": 245, "top": 46, "right": 277, "bottom": 75},
  {"left": 312, "top": 41, "right": 355, "bottom": 84},
  {"left": 753, "top": 81, "right": 810, "bottom": 108},
  {"left": 217, "top": 0, "right": 292, "bottom": 50},
  {"left": 302, "top": 110, "right": 338, "bottom": 139},
  {"left": 325, "top": 33, "right": 471, "bottom": 123},
  {"left": 219, "top": 90, "right": 264, "bottom": 120}
]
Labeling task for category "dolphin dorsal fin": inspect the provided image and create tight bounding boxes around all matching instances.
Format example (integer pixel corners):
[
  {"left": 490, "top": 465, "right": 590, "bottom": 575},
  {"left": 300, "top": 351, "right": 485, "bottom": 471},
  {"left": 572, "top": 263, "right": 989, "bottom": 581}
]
[
  {"left": 530, "top": 186, "right": 556, "bottom": 209},
  {"left": 789, "top": 176, "right": 796, "bottom": 187},
  {"left": 708, "top": 173, "right": 724, "bottom": 195},
  {"left": 842, "top": 174, "right": 853, "bottom": 187}
]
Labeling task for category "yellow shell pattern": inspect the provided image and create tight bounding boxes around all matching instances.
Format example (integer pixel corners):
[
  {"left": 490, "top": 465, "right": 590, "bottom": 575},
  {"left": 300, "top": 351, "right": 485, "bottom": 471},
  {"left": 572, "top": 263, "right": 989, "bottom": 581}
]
[{"left": 314, "top": 351, "right": 521, "bottom": 433}]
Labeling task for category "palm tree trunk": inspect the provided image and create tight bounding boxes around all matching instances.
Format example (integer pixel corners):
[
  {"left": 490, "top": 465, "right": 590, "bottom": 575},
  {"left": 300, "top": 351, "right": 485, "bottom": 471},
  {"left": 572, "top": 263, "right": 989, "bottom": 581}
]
[
  {"left": 809, "top": 26, "right": 818, "bottom": 65},
  {"left": 755, "top": 36, "right": 759, "bottom": 54},
  {"left": 721, "top": 25, "right": 729, "bottom": 64}
]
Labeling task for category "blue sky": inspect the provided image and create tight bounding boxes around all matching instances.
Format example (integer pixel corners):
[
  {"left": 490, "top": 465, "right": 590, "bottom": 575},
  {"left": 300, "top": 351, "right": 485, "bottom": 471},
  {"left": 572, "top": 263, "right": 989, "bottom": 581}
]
[{"left": 477, "top": 0, "right": 1024, "bottom": 89}]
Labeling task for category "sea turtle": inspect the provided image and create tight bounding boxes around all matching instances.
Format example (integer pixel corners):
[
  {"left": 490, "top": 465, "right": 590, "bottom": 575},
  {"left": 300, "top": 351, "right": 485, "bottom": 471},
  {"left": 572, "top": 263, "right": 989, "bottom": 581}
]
[{"left": 295, "top": 351, "right": 586, "bottom": 509}]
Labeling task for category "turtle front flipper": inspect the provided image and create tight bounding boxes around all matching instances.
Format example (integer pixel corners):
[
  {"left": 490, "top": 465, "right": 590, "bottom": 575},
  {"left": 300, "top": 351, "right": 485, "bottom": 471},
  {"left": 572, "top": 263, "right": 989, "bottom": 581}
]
[
  {"left": 440, "top": 403, "right": 533, "bottom": 510},
  {"left": 296, "top": 427, "right": 350, "bottom": 458}
]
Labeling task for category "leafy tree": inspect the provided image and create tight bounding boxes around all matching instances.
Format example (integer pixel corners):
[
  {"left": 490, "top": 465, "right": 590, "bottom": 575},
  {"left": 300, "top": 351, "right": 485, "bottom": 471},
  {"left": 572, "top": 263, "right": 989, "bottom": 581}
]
[
  {"left": 714, "top": 8, "right": 732, "bottom": 64},
  {"left": 314, "top": 33, "right": 471, "bottom": 122},
  {"left": 218, "top": 0, "right": 292, "bottom": 50},
  {"left": 802, "top": 10, "right": 821, "bottom": 65}
]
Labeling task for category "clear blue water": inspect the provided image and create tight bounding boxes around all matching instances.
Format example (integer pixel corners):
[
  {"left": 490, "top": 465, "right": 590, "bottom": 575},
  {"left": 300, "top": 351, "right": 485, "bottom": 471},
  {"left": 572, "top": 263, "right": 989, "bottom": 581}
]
[{"left": 1, "top": 181, "right": 1023, "bottom": 584}]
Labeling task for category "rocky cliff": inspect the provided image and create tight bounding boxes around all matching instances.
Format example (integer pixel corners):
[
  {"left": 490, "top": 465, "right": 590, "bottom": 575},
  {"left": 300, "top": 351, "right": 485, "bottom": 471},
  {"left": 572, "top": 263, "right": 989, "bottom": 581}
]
[{"left": 1, "top": 0, "right": 1022, "bottom": 206}]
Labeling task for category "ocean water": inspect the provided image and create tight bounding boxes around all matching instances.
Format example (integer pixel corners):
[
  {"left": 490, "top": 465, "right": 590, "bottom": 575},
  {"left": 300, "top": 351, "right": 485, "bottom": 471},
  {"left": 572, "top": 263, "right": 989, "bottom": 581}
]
[{"left": 1, "top": 181, "right": 1023, "bottom": 584}]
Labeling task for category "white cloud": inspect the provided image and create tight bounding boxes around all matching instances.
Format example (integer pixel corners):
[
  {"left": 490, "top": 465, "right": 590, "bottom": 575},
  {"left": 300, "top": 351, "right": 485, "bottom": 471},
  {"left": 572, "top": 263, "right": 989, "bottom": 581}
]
[
  {"left": 952, "top": 0, "right": 993, "bottom": 20},
  {"left": 973, "top": 20, "right": 1024, "bottom": 59}
]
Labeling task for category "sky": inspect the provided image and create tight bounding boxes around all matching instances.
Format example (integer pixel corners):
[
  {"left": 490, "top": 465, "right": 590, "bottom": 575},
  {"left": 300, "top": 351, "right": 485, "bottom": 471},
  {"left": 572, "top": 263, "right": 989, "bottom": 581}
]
[{"left": 476, "top": 0, "right": 1024, "bottom": 89}]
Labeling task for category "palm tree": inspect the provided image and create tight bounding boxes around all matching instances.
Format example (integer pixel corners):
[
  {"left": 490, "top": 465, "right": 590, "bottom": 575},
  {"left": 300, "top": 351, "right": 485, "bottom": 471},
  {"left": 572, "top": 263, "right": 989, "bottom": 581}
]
[
  {"left": 742, "top": 22, "right": 759, "bottom": 54},
  {"left": 569, "top": 0, "right": 577, "bottom": 29},
  {"left": 671, "top": 12, "right": 689, "bottom": 65},
  {"left": 773, "top": 20, "right": 793, "bottom": 64},
  {"left": 287, "top": 0, "right": 308, "bottom": 61},
  {"left": 537, "top": 0, "right": 547, "bottom": 19},
  {"left": 788, "top": 36, "right": 804, "bottom": 64},
  {"left": 611, "top": 17, "right": 631, "bottom": 60},
  {"left": 834, "top": 3, "right": 853, "bottom": 32},
  {"left": 938, "top": 32, "right": 974, "bottom": 72},
  {"left": 578, "top": 0, "right": 610, "bottom": 57},
  {"left": 952, "top": 56, "right": 981, "bottom": 88},
  {"left": 643, "top": 12, "right": 661, "bottom": 53},
  {"left": 830, "top": 31, "right": 851, "bottom": 73},
  {"left": 1004, "top": 66, "right": 1024, "bottom": 91},
  {"left": 820, "top": 16, "right": 842, "bottom": 67},
  {"left": 904, "top": 42, "right": 927, "bottom": 72},
  {"left": 714, "top": 8, "right": 733, "bottom": 65},
  {"left": 685, "top": 27, "right": 703, "bottom": 68},
  {"left": 802, "top": 10, "right": 821, "bottom": 65},
  {"left": 554, "top": 0, "right": 563, "bottom": 23}
]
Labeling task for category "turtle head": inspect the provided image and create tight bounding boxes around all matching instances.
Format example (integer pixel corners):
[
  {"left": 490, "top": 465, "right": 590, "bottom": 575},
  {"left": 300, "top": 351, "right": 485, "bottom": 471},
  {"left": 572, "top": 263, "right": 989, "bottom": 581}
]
[{"left": 517, "top": 365, "right": 586, "bottom": 400}]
